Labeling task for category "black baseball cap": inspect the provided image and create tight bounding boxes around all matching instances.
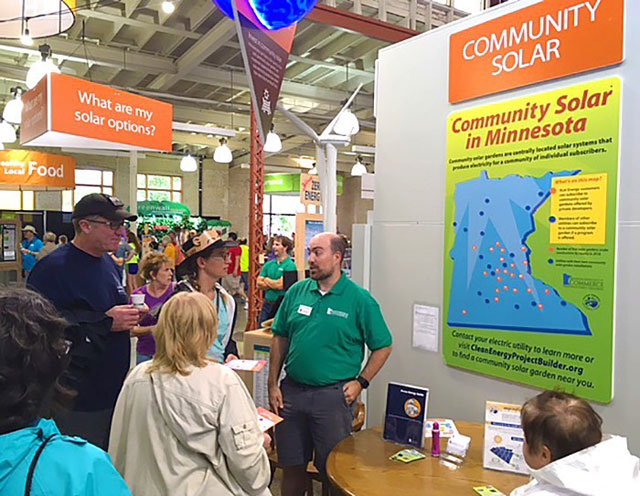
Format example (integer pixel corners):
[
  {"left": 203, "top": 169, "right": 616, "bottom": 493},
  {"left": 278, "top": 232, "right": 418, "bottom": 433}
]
[{"left": 72, "top": 193, "right": 137, "bottom": 222}]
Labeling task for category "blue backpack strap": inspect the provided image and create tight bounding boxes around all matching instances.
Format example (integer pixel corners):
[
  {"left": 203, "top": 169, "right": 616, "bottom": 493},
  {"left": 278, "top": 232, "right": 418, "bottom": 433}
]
[{"left": 24, "top": 433, "right": 56, "bottom": 496}]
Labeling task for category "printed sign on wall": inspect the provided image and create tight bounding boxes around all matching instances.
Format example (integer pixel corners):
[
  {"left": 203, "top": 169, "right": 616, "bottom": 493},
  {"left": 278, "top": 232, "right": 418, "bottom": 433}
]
[
  {"left": 0, "top": 150, "right": 75, "bottom": 189},
  {"left": 449, "top": 0, "right": 624, "bottom": 103},
  {"left": 300, "top": 173, "right": 321, "bottom": 206},
  {"left": 21, "top": 73, "right": 173, "bottom": 152},
  {"left": 443, "top": 78, "right": 621, "bottom": 402}
]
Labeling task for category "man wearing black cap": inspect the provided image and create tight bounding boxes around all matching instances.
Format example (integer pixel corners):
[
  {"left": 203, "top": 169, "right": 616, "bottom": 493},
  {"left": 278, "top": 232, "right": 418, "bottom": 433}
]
[{"left": 28, "top": 193, "right": 146, "bottom": 449}]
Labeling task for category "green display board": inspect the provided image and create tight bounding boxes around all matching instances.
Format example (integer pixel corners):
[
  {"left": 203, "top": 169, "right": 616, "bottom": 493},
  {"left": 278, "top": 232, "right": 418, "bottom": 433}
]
[
  {"left": 443, "top": 77, "right": 621, "bottom": 402},
  {"left": 264, "top": 173, "right": 344, "bottom": 195}
]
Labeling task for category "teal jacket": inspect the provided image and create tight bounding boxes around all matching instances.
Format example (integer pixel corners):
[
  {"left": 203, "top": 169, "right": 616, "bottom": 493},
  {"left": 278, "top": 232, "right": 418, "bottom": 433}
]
[{"left": 0, "top": 418, "right": 131, "bottom": 496}]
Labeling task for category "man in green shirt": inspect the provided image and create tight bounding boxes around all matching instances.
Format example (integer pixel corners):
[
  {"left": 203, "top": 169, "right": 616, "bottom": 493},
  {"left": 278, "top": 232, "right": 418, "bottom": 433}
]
[
  {"left": 268, "top": 233, "right": 393, "bottom": 495},
  {"left": 257, "top": 235, "right": 296, "bottom": 324}
]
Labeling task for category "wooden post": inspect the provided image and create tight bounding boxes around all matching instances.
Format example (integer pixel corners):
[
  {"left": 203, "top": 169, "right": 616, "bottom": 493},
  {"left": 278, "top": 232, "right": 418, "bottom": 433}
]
[{"left": 247, "top": 105, "right": 265, "bottom": 330}]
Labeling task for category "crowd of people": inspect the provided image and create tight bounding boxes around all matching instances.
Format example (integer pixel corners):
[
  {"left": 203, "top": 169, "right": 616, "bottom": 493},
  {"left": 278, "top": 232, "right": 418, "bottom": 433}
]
[{"left": 1, "top": 191, "right": 638, "bottom": 496}]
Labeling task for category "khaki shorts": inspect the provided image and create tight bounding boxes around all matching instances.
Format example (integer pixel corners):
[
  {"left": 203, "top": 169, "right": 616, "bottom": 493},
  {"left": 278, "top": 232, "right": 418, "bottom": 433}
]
[{"left": 222, "top": 274, "right": 242, "bottom": 295}]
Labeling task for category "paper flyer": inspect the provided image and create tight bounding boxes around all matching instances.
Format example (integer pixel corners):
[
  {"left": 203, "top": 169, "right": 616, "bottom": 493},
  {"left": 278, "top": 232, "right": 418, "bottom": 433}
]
[
  {"left": 256, "top": 407, "right": 283, "bottom": 432},
  {"left": 424, "top": 418, "right": 459, "bottom": 438},
  {"left": 483, "top": 401, "right": 528, "bottom": 475},
  {"left": 225, "top": 359, "right": 267, "bottom": 372}
]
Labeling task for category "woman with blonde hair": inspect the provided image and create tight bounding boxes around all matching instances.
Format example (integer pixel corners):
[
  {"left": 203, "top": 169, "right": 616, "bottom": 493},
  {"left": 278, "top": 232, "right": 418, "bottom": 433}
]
[{"left": 109, "top": 292, "right": 271, "bottom": 496}]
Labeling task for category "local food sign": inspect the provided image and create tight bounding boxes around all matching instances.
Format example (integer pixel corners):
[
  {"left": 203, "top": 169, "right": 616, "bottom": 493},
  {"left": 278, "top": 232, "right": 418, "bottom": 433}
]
[
  {"left": 0, "top": 150, "right": 75, "bottom": 189},
  {"left": 449, "top": 0, "right": 624, "bottom": 103}
]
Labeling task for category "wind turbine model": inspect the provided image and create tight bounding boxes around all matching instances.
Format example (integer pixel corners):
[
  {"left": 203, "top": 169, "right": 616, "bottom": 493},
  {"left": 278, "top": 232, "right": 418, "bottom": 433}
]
[{"left": 276, "top": 83, "right": 363, "bottom": 233}]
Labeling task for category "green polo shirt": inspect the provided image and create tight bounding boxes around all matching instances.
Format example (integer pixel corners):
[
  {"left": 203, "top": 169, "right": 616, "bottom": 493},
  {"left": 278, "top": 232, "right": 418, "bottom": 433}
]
[
  {"left": 272, "top": 272, "right": 392, "bottom": 386},
  {"left": 260, "top": 256, "right": 297, "bottom": 302}
]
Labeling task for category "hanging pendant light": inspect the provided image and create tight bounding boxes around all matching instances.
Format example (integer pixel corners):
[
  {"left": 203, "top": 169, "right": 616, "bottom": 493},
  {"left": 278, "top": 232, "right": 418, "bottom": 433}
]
[
  {"left": 350, "top": 156, "right": 367, "bottom": 177},
  {"left": 162, "top": 1, "right": 176, "bottom": 14},
  {"left": 26, "top": 44, "right": 60, "bottom": 90},
  {"left": 3, "top": 88, "right": 24, "bottom": 125},
  {"left": 20, "top": 22, "right": 33, "bottom": 46},
  {"left": 214, "top": 137, "right": 233, "bottom": 163},
  {"left": 309, "top": 163, "right": 318, "bottom": 175},
  {"left": 180, "top": 154, "right": 197, "bottom": 172},
  {"left": 0, "top": 1, "right": 76, "bottom": 41},
  {"left": 0, "top": 120, "right": 17, "bottom": 143},
  {"left": 264, "top": 125, "right": 282, "bottom": 153}
]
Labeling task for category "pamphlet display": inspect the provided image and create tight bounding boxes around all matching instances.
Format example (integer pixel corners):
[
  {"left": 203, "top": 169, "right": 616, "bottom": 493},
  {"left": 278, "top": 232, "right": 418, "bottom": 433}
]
[
  {"left": 383, "top": 382, "right": 429, "bottom": 449},
  {"left": 483, "top": 401, "right": 528, "bottom": 476},
  {"left": 443, "top": 78, "right": 621, "bottom": 402}
]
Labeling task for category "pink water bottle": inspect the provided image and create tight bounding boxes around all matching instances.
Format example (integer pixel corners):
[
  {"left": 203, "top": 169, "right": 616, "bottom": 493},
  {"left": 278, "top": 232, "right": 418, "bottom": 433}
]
[{"left": 431, "top": 422, "right": 441, "bottom": 457}]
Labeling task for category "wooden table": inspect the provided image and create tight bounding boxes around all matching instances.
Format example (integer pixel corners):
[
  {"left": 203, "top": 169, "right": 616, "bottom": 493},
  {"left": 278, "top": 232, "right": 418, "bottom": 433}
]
[{"left": 326, "top": 422, "right": 528, "bottom": 496}]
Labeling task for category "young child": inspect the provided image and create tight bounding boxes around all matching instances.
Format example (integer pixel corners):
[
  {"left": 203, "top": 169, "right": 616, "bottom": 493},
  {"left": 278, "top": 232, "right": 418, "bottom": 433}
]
[{"left": 511, "top": 390, "right": 640, "bottom": 495}]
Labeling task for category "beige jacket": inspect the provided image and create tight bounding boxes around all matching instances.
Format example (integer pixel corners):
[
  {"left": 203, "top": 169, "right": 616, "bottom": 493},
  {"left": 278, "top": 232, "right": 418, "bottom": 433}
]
[{"left": 109, "top": 361, "right": 271, "bottom": 496}]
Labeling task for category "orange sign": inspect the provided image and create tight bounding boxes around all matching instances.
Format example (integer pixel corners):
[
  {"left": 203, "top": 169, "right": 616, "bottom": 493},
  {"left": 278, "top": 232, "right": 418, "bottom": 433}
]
[
  {"left": 0, "top": 150, "right": 75, "bottom": 189},
  {"left": 300, "top": 173, "right": 321, "bottom": 206},
  {"left": 449, "top": 0, "right": 624, "bottom": 104},
  {"left": 21, "top": 73, "right": 173, "bottom": 152}
]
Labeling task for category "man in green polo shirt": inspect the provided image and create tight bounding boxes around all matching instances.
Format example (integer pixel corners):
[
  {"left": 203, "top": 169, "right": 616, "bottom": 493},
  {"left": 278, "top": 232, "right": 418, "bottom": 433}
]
[
  {"left": 257, "top": 235, "right": 296, "bottom": 324},
  {"left": 269, "top": 233, "right": 393, "bottom": 496}
]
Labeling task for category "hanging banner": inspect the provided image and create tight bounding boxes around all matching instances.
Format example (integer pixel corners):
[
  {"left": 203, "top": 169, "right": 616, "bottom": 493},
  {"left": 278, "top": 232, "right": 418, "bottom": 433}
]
[
  {"left": 21, "top": 73, "right": 173, "bottom": 152},
  {"left": 300, "top": 173, "right": 321, "bottom": 206},
  {"left": 449, "top": 0, "right": 624, "bottom": 104},
  {"left": 0, "top": 150, "right": 75, "bottom": 189},
  {"left": 233, "top": 0, "right": 296, "bottom": 143},
  {"left": 443, "top": 77, "right": 621, "bottom": 402}
]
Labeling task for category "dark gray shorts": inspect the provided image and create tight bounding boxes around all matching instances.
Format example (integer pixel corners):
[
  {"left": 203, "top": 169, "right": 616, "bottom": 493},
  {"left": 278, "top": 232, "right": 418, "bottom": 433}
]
[{"left": 275, "top": 377, "right": 353, "bottom": 474}]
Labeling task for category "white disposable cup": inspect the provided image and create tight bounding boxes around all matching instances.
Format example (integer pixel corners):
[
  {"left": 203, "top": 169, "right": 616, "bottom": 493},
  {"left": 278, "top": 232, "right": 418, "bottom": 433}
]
[{"left": 131, "top": 294, "right": 145, "bottom": 309}]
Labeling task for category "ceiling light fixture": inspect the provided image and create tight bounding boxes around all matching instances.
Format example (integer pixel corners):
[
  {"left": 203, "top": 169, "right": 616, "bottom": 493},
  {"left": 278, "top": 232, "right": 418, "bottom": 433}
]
[
  {"left": 0, "top": 120, "right": 17, "bottom": 143},
  {"left": 3, "top": 88, "right": 24, "bottom": 125},
  {"left": 213, "top": 137, "right": 233, "bottom": 163},
  {"left": 350, "top": 155, "right": 367, "bottom": 177},
  {"left": 26, "top": 44, "right": 60, "bottom": 89},
  {"left": 180, "top": 154, "right": 197, "bottom": 172},
  {"left": 161, "top": 1, "right": 176, "bottom": 14},
  {"left": 264, "top": 125, "right": 282, "bottom": 153},
  {"left": 20, "top": 23, "right": 33, "bottom": 47},
  {"left": 309, "top": 163, "right": 318, "bottom": 175}
]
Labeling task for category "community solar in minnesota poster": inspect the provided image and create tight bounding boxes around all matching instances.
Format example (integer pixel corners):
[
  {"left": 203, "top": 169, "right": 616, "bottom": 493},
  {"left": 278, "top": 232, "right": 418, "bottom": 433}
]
[{"left": 443, "top": 77, "right": 620, "bottom": 402}]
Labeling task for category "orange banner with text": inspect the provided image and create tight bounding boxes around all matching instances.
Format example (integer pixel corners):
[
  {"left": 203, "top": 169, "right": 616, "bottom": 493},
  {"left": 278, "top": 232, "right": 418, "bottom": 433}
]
[
  {"left": 449, "top": 0, "right": 624, "bottom": 104},
  {"left": 50, "top": 74, "right": 172, "bottom": 150},
  {"left": 0, "top": 150, "right": 75, "bottom": 189}
]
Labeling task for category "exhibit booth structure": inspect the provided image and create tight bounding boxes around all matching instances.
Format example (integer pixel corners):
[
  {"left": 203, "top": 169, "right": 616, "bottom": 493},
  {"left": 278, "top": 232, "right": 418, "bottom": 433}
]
[{"left": 372, "top": 0, "right": 639, "bottom": 453}]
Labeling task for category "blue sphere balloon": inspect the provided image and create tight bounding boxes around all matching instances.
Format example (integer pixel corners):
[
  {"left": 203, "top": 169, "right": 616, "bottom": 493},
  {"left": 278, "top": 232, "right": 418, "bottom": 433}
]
[{"left": 212, "top": 0, "right": 318, "bottom": 30}]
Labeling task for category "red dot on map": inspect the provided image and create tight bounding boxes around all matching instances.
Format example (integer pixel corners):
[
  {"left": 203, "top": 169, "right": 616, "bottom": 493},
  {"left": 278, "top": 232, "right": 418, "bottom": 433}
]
[
  {"left": 538, "top": 304, "right": 544, "bottom": 310},
  {"left": 496, "top": 242, "right": 501, "bottom": 247},
  {"left": 500, "top": 248, "right": 505, "bottom": 253},
  {"left": 523, "top": 261, "right": 529, "bottom": 266},
  {"left": 548, "top": 247, "right": 554, "bottom": 252},
  {"left": 510, "top": 273, "right": 515, "bottom": 278},
  {"left": 495, "top": 288, "right": 500, "bottom": 293},
  {"left": 494, "top": 297, "right": 500, "bottom": 302},
  {"left": 510, "top": 263, "right": 515, "bottom": 268},
  {"left": 513, "top": 288, "right": 518, "bottom": 293},
  {"left": 550, "top": 188, "right": 556, "bottom": 194},
  {"left": 462, "top": 310, "right": 467, "bottom": 315},
  {"left": 490, "top": 247, "right": 495, "bottom": 252},
  {"left": 519, "top": 274, "right": 524, "bottom": 279},
  {"left": 503, "top": 269, "right": 509, "bottom": 274},
  {"left": 499, "top": 257, "right": 505, "bottom": 262},
  {"left": 497, "top": 276, "right": 502, "bottom": 281},
  {"left": 503, "top": 285, "right": 508, "bottom": 291},
  {"left": 545, "top": 289, "right": 550, "bottom": 295},
  {"left": 483, "top": 271, "right": 488, "bottom": 276},
  {"left": 472, "top": 246, "right": 477, "bottom": 251},
  {"left": 527, "top": 288, "right": 533, "bottom": 294},
  {"left": 521, "top": 246, "right": 527, "bottom": 252}
]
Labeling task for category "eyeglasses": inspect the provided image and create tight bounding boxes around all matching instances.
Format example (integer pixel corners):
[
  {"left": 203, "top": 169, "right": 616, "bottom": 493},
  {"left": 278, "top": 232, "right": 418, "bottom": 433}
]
[
  {"left": 209, "top": 253, "right": 231, "bottom": 261},
  {"left": 85, "top": 219, "right": 125, "bottom": 231}
]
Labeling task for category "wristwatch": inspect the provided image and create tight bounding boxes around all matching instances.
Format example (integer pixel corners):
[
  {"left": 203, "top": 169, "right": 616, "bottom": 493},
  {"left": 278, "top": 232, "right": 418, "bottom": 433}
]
[{"left": 356, "top": 375, "right": 369, "bottom": 389}]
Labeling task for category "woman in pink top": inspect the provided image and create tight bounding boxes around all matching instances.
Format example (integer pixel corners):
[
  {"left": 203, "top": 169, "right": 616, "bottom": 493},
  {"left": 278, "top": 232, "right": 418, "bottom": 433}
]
[{"left": 131, "top": 252, "right": 174, "bottom": 363}]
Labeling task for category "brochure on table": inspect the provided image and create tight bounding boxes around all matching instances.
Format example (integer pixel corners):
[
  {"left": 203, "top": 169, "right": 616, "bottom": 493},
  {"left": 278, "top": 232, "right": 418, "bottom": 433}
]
[
  {"left": 483, "top": 401, "right": 528, "bottom": 475},
  {"left": 383, "top": 382, "right": 429, "bottom": 449}
]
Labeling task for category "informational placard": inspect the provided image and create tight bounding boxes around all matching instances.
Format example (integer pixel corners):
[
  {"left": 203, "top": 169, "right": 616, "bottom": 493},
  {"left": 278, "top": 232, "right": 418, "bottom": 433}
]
[
  {"left": 0, "top": 150, "right": 75, "bottom": 190},
  {"left": 443, "top": 77, "right": 620, "bottom": 402},
  {"left": 449, "top": 0, "right": 624, "bottom": 104},
  {"left": 21, "top": 73, "right": 173, "bottom": 152},
  {"left": 483, "top": 401, "right": 527, "bottom": 475},
  {"left": 300, "top": 173, "right": 321, "bottom": 206},
  {"left": 233, "top": 0, "right": 296, "bottom": 143},
  {"left": 2, "top": 224, "right": 17, "bottom": 262}
]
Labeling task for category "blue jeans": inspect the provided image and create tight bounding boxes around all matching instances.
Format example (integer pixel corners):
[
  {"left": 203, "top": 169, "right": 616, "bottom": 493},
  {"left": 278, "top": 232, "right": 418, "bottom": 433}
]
[{"left": 259, "top": 300, "right": 276, "bottom": 326}]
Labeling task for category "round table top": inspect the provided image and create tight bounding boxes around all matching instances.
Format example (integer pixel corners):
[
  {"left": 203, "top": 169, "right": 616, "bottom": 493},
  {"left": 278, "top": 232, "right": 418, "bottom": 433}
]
[{"left": 326, "top": 421, "right": 529, "bottom": 496}]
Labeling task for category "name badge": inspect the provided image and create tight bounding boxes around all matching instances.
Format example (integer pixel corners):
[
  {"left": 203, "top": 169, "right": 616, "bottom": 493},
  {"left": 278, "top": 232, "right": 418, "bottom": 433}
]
[{"left": 297, "top": 305, "right": 313, "bottom": 316}]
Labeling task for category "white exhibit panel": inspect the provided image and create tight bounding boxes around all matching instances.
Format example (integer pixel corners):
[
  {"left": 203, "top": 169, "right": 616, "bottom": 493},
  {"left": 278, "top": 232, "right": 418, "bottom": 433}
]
[{"left": 371, "top": 0, "right": 640, "bottom": 453}]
